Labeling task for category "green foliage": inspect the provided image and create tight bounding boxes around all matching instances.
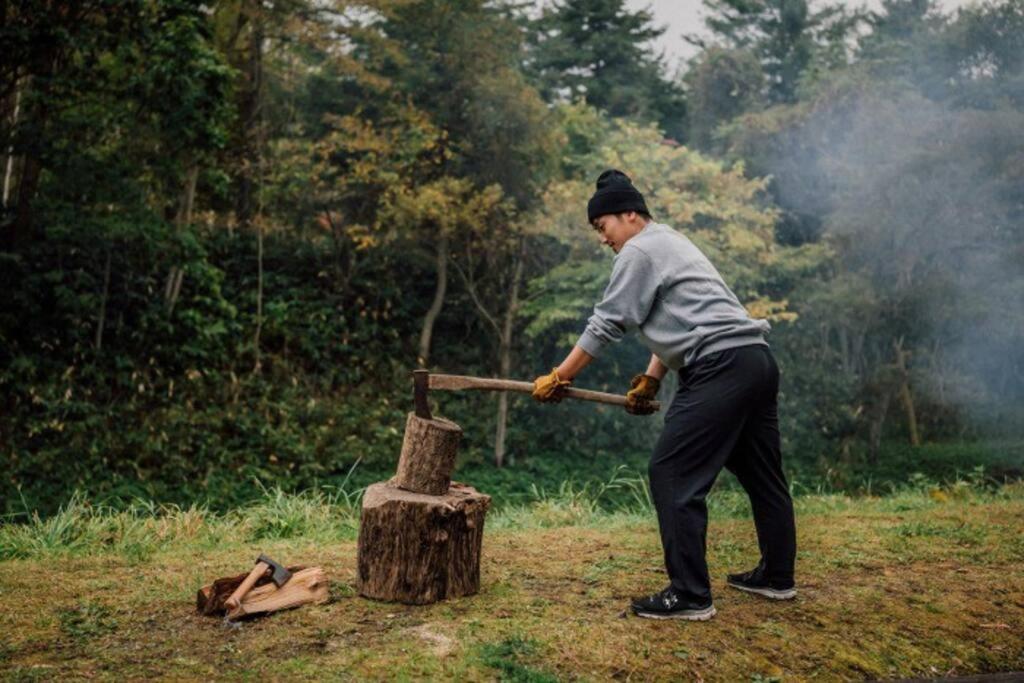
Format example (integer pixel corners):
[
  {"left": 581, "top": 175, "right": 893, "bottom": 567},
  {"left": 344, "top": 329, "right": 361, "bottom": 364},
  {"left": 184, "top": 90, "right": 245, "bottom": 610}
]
[
  {"left": 2, "top": 0, "right": 1022, "bottom": 519},
  {"left": 525, "top": 0, "right": 687, "bottom": 139},
  {"left": 684, "top": 47, "right": 766, "bottom": 151},
  {"left": 698, "top": 0, "right": 864, "bottom": 103}
]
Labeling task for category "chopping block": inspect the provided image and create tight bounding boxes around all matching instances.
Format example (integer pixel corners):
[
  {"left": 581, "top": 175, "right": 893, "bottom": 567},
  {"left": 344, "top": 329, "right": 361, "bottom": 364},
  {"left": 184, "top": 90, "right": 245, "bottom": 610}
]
[{"left": 357, "top": 395, "right": 490, "bottom": 604}]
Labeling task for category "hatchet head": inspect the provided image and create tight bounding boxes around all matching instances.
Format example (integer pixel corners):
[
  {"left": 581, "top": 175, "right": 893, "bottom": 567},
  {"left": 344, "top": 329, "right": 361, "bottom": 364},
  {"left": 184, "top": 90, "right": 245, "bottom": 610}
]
[
  {"left": 413, "top": 369, "right": 432, "bottom": 420},
  {"left": 257, "top": 553, "right": 292, "bottom": 587}
]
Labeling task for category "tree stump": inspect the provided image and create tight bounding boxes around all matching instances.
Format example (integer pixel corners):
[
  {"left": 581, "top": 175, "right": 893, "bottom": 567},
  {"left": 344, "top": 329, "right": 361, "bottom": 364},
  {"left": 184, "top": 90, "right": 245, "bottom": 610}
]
[
  {"left": 357, "top": 480, "right": 490, "bottom": 604},
  {"left": 393, "top": 412, "right": 462, "bottom": 495}
]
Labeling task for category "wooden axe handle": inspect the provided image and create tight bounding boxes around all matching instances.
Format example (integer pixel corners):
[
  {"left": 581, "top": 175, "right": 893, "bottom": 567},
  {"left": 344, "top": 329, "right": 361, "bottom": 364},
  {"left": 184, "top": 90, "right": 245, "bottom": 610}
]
[
  {"left": 427, "top": 373, "right": 661, "bottom": 411},
  {"left": 225, "top": 560, "right": 269, "bottom": 610}
]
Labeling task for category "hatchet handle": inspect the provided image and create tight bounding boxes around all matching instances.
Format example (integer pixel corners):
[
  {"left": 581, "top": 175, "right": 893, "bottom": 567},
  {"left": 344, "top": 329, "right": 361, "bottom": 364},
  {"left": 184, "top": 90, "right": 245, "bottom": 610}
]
[
  {"left": 426, "top": 374, "right": 661, "bottom": 411},
  {"left": 225, "top": 560, "right": 269, "bottom": 611}
]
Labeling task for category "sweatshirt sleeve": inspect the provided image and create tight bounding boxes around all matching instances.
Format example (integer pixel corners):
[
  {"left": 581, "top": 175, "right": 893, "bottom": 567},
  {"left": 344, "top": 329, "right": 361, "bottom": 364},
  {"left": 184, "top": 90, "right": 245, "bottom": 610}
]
[{"left": 577, "top": 245, "right": 661, "bottom": 358}]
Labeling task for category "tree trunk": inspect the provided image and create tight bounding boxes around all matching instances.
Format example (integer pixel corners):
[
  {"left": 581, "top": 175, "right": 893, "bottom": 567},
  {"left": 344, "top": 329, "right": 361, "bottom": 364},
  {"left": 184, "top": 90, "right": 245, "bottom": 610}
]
[
  {"left": 164, "top": 164, "right": 199, "bottom": 315},
  {"left": 2, "top": 78, "right": 21, "bottom": 208},
  {"left": 357, "top": 481, "right": 490, "bottom": 605},
  {"left": 417, "top": 232, "right": 448, "bottom": 367},
  {"left": 253, "top": 215, "right": 263, "bottom": 373},
  {"left": 234, "top": 14, "right": 263, "bottom": 231},
  {"left": 394, "top": 412, "right": 462, "bottom": 495},
  {"left": 893, "top": 338, "right": 921, "bottom": 446},
  {"left": 7, "top": 153, "right": 41, "bottom": 249},
  {"left": 176, "top": 164, "right": 199, "bottom": 226},
  {"left": 94, "top": 248, "right": 112, "bottom": 351},
  {"left": 493, "top": 238, "right": 525, "bottom": 468},
  {"left": 7, "top": 35, "right": 62, "bottom": 249}
]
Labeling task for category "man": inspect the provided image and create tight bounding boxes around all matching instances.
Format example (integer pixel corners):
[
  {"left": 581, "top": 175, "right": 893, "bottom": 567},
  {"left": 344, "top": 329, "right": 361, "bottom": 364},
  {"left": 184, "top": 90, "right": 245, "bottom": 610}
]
[{"left": 532, "top": 169, "right": 797, "bottom": 621}]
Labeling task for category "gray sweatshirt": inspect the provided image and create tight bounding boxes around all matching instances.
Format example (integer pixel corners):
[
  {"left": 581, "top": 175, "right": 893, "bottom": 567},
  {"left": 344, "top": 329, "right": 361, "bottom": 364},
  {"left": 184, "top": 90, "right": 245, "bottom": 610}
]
[{"left": 577, "top": 222, "right": 769, "bottom": 370}]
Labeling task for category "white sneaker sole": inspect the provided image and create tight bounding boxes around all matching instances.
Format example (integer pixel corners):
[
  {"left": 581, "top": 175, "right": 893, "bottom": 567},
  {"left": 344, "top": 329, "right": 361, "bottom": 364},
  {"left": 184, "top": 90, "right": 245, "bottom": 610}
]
[
  {"left": 727, "top": 581, "right": 796, "bottom": 600},
  {"left": 633, "top": 605, "right": 717, "bottom": 621}
]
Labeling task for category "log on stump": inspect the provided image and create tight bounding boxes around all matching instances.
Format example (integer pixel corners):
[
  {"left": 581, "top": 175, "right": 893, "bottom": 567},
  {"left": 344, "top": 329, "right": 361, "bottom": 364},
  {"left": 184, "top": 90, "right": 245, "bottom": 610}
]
[
  {"left": 394, "top": 412, "right": 462, "bottom": 495},
  {"left": 358, "top": 480, "right": 490, "bottom": 604}
]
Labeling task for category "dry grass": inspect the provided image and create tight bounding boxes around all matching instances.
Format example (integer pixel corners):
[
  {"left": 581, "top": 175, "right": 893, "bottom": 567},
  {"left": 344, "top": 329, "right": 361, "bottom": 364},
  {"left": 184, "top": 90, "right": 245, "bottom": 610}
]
[{"left": 1, "top": 486, "right": 1023, "bottom": 681}]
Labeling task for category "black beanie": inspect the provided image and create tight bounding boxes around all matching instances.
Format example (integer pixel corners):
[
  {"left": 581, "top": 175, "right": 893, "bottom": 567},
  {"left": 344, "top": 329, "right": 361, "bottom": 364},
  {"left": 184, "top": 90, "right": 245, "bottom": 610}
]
[{"left": 587, "top": 169, "right": 649, "bottom": 223}]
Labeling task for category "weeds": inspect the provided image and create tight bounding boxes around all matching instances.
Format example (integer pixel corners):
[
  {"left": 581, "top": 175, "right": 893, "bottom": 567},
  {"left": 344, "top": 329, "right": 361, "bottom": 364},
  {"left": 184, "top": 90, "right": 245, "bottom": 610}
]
[
  {"left": 2, "top": 469, "right": 1018, "bottom": 561},
  {"left": 0, "top": 482, "right": 365, "bottom": 561}
]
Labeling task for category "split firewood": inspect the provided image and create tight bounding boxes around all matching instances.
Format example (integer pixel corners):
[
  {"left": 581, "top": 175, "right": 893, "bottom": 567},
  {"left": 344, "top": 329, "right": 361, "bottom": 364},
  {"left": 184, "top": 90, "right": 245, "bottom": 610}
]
[{"left": 196, "top": 566, "right": 329, "bottom": 620}]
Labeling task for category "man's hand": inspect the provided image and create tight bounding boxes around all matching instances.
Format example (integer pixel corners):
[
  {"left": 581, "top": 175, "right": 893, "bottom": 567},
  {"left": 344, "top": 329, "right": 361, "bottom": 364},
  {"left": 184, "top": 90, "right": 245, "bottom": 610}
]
[
  {"left": 625, "top": 373, "right": 660, "bottom": 415},
  {"left": 532, "top": 368, "right": 572, "bottom": 403}
]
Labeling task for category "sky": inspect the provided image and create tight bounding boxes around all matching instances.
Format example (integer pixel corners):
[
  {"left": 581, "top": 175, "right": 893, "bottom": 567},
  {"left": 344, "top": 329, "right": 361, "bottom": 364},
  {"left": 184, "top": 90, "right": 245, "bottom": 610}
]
[{"left": 625, "top": 0, "right": 983, "bottom": 72}]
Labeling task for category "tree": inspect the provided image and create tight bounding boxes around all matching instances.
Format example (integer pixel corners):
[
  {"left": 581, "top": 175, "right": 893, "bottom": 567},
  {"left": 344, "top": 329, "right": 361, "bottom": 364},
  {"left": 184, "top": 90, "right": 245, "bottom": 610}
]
[
  {"left": 527, "top": 0, "right": 687, "bottom": 140},
  {"left": 693, "top": 0, "right": 862, "bottom": 103},
  {"left": 334, "top": 0, "right": 557, "bottom": 376},
  {"left": 684, "top": 47, "right": 765, "bottom": 151}
]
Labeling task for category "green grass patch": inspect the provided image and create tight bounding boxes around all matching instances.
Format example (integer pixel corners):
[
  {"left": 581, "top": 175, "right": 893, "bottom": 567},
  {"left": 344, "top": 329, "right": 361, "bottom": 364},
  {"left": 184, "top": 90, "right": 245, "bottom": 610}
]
[
  {"left": 478, "top": 636, "right": 558, "bottom": 682},
  {"left": 56, "top": 601, "right": 118, "bottom": 640}
]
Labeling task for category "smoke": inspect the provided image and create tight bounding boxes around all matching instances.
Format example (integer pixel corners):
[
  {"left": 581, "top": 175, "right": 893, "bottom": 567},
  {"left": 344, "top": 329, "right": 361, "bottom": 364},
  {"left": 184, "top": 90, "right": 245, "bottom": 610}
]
[{"left": 760, "top": 74, "right": 1024, "bottom": 431}]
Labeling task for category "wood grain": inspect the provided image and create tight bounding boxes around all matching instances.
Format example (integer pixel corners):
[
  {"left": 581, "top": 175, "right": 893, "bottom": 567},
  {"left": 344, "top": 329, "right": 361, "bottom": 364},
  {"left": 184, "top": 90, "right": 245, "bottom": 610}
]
[
  {"left": 393, "top": 412, "right": 462, "bottom": 495},
  {"left": 357, "top": 481, "right": 490, "bottom": 605}
]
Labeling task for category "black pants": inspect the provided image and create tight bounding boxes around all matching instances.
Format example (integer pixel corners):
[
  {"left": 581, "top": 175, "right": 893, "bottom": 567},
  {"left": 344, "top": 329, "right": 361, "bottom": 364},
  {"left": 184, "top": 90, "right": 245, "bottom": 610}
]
[{"left": 649, "top": 344, "right": 796, "bottom": 603}]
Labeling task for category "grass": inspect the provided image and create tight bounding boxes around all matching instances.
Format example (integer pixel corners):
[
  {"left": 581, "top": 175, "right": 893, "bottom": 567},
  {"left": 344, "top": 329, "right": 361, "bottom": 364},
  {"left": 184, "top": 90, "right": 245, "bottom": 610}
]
[{"left": 0, "top": 475, "right": 1022, "bottom": 680}]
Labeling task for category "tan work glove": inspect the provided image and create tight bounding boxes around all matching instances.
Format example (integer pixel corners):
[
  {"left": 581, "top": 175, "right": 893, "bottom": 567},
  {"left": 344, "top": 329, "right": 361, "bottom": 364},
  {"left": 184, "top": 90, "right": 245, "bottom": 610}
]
[
  {"left": 532, "top": 368, "right": 572, "bottom": 403},
  {"left": 625, "top": 374, "right": 660, "bottom": 415}
]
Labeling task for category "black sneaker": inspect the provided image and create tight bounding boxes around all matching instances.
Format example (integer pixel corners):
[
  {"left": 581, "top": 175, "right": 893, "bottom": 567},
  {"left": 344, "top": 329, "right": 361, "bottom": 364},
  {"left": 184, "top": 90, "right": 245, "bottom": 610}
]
[
  {"left": 630, "top": 586, "right": 716, "bottom": 621},
  {"left": 726, "top": 564, "right": 796, "bottom": 600}
]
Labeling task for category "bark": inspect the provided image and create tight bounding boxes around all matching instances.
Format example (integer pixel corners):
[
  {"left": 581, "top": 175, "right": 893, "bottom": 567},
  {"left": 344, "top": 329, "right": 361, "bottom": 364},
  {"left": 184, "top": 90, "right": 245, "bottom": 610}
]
[
  {"left": 417, "top": 232, "right": 448, "bottom": 367},
  {"left": 357, "top": 481, "right": 490, "bottom": 605},
  {"left": 94, "top": 248, "right": 112, "bottom": 351},
  {"left": 394, "top": 412, "right": 462, "bottom": 495}
]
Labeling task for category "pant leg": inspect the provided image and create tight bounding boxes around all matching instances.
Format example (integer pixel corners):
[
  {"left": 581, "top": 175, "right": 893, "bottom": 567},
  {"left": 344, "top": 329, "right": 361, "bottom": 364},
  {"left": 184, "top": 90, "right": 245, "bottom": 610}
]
[
  {"left": 648, "top": 347, "right": 765, "bottom": 602},
  {"left": 724, "top": 347, "right": 797, "bottom": 583}
]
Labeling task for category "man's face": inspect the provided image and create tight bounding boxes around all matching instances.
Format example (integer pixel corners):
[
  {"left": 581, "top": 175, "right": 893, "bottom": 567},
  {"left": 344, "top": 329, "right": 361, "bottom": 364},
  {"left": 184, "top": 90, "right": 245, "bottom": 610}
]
[{"left": 592, "top": 212, "right": 641, "bottom": 254}]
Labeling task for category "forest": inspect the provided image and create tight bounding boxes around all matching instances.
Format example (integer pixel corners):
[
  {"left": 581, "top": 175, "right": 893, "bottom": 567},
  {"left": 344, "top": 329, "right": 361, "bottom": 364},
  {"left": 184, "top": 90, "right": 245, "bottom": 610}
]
[{"left": 2, "top": 0, "right": 1023, "bottom": 515}]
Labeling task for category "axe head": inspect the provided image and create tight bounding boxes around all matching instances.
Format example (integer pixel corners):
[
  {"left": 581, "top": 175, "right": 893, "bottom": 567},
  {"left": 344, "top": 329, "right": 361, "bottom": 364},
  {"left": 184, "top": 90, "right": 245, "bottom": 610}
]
[
  {"left": 413, "top": 369, "right": 433, "bottom": 419},
  {"left": 257, "top": 553, "right": 292, "bottom": 587}
]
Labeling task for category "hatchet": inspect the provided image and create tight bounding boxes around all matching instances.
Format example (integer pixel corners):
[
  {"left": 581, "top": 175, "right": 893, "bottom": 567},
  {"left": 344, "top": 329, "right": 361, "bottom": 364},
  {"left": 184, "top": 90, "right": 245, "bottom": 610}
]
[
  {"left": 224, "top": 554, "right": 293, "bottom": 611},
  {"left": 412, "top": 369, "right": 660, "bottom": 420}
]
